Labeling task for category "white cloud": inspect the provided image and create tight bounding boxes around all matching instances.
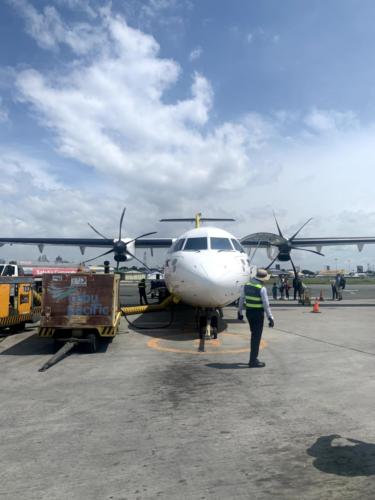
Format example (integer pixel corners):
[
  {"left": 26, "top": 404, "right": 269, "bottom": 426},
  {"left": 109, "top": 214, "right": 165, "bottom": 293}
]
[
  {"left": 52, "top": 0, "right": 97, "bottom": 18},
  {"left": 189, "top": 46, "right": 202, "bottom": 61},
  {"left": 9, "top": 0, "right": 106, "bottom": 53},
  {"left": 15, "top": 11, "right": 255, "bottom": 205},
  {"left": 304, "top": 109, "right": 359, "bottom": 134},
  {"left": 0, "top": 149, "right": 62, "bottom": 195}
]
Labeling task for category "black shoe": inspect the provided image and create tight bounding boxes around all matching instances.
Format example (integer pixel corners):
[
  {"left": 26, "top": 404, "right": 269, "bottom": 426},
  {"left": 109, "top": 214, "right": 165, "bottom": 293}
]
[{"left": 248, "top": 359, "right": 266, "bottom": 368}]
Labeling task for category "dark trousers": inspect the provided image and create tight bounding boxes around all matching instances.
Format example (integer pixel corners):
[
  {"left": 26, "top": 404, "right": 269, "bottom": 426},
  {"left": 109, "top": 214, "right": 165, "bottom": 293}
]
[
  {"left": 246, "top": 309, "right": 264, "bottom": 363},
  {"left": 139, "top": 290, "right": 148, "bottom": 305}
]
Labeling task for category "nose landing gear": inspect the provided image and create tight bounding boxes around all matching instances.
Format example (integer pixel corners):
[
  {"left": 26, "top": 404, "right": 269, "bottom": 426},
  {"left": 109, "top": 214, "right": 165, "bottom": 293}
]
[{"left": 197, "top": 308, "right": 219, "bottom": 352}]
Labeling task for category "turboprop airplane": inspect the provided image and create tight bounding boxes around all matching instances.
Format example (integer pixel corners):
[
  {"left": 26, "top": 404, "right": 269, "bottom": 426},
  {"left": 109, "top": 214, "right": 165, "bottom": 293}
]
[{"left": 2, "top": 209, "right": 375, "bottom": 339}]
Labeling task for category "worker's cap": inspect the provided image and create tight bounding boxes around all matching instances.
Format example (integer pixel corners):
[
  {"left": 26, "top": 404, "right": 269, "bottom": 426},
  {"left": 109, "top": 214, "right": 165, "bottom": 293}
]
[{"left": 255, "top": 268, "right": 270, "bottom": 281}]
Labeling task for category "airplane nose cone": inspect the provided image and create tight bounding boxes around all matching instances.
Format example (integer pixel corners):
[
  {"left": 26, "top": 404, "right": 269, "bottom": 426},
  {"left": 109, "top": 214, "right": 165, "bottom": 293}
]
[{"left": 166, "top": 254, "right": 246, "bottom": 307}]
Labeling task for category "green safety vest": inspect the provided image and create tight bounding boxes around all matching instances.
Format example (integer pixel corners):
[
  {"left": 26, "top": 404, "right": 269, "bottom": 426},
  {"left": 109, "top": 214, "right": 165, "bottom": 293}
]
[{"left": 244, "top": 281, "right": 264, "bottom": 310}]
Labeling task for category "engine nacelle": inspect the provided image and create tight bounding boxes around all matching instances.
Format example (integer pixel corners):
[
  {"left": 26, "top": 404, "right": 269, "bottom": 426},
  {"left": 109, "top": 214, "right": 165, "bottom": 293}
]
[{"left": 113, "top": 238, "right": 136, "bottom": 261}]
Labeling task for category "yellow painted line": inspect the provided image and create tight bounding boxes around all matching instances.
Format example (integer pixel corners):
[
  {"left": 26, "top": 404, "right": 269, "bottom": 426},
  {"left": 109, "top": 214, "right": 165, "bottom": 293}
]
[{"left": 147, "top": 333, "right": 267, "bottom": 355}]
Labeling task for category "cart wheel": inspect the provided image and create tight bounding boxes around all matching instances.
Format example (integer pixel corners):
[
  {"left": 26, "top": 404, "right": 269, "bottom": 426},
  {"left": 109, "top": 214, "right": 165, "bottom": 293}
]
[{"left": 86, "top": 333, "right": 97, "bottom": 353}]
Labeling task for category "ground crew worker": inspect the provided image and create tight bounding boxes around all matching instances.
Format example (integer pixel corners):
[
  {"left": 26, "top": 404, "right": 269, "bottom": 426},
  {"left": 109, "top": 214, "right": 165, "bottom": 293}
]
[
  {"left": 237, "top": 268, "right": 274, "bottom": 368},
  {"left": 138, "top": 278, "right": 148, "bottom": 305}
]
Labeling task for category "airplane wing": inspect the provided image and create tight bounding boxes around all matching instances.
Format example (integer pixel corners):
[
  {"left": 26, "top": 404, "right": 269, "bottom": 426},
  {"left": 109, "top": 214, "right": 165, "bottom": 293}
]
[
  {"left": 0, "top": 237, "right": 114, "bottom": 249},
  {"left": 0, "top": 237, "right": 173, "bottom": 249},
  {"left": 291, "top": 237, "right": 375, "bottom": 249},
  {"left": 134, "top": 238, "right": 173, "bottom": 248},
  {"left": 240, "top": 234, "right": 375, "bottom": 251}
]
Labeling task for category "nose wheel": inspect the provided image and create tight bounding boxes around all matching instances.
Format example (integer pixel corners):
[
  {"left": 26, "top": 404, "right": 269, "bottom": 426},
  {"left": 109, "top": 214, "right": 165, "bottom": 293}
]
[{"left": 197, "top": 309, "right": 218, "bottom": 352}]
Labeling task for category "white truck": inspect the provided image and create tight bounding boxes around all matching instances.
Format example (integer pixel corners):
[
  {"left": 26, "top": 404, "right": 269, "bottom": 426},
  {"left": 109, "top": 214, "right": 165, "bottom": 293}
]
[{"left": 0, "top": 263, "right": 25, "bottom": 277}]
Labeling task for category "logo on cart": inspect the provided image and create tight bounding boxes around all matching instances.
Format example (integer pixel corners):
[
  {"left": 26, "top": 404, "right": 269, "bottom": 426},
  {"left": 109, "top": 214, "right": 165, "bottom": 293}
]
[{"left": 47, "top": 284, "right": 77, "bottom": 301}]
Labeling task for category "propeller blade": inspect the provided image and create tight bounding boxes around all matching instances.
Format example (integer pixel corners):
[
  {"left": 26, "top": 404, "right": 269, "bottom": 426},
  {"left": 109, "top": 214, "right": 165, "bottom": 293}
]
[
  {"left": 290, "top": 218, "right": 313, "bottom": 241},
  {"left": 84, "top": 249, "right": 114, "bottom": 264},
  {"left": 290, "top": 246, "right": 324, "bottom": 256},
  {"left": 289, "top": 255, "right": 298, "bottom": 278},
  {"left": 118, "top": 207, "right": 126, "bottom": 241},
  {"left": 87, "top": 223, "right": 108, "bottom": 240},
  {"left": 125, "top": 249, "right": 153, "bottom": 273},
  {"left": 126, "top": 231, "right": 158, "bottom": 246},
  {"left": 273, "top": 211, "right": 284, "bottom": 238},
  {"left": 265, "top": 254, "right": 279, "bottom": 270}
]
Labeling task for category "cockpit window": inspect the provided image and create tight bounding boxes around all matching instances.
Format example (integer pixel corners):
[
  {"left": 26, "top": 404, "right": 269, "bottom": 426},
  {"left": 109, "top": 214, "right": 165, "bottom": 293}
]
[
  {"left": 231, "top": 238, "right": 245, "bottom": 253},
  {"left": 174, "top": 239, "right": 185, "bottom": 251},
  {"left": 0, "top": 265, "right": 3, "bottom": 275},
  {"left": 183, "top": 237, "right": 208, "bottom": 251},
  {"left": 210, "top": 237, "right": 234, "bottom": 251}
]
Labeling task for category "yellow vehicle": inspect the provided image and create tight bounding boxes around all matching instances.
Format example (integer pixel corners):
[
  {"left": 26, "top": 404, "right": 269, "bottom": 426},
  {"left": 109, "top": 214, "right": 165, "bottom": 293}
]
[{"left": 0, "top": 277, "right": 41, "bottom": 331}]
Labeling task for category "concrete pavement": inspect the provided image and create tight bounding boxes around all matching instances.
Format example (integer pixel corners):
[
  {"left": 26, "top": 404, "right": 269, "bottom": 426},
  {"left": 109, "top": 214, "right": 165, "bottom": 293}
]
[{"left": 1, "top": 300, "right": 375, "bottom": 499}]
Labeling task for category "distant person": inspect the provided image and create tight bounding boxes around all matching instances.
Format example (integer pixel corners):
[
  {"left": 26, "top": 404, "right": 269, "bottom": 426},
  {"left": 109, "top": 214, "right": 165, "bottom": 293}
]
[
  {"left": 138, "top": 278, "right": 148, "bottom": 305},
  {"left": 335, "top": 273, "right": 344, "bottom": 301},
  {"left": 272, "top": 282, "right": 278, "bottom": 300},
  {"left": 279, "top": 277, "right": 285, "bottom": 300},
  {"left": 299, "top": 279, "right": 307, "bottom": 303},
  {"left": 284, "top": 277, "right": 290, "bottom": 300},
  {"left": 336, "top": 273, "right": 346, "bottom": 301},
  {"left": 331, "top": 279, "right": 337, "bottom": 300},
  {"left": 237, "top": 268, "right": 274, "bottom": 368},
  {"left": 104, "top": 260, "right": 110, "bottom": 274},
  {"left": 293, "top": 275, "right": 301, "bottom": 301}
]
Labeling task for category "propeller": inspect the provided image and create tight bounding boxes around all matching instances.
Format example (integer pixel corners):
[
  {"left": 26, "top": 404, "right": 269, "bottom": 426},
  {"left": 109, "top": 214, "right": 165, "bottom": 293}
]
[
  {"left": 263, "top": 213, "right": 324, "bottom": 276},
  {"left": 85, "top": 208, "right": 157, "bottom": 271}
]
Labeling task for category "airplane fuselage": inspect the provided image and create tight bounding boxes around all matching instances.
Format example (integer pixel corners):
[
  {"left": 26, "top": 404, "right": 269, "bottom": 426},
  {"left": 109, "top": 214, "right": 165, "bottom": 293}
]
[{"left": 164, "top": 226, "right": 251, "bottom": 308}]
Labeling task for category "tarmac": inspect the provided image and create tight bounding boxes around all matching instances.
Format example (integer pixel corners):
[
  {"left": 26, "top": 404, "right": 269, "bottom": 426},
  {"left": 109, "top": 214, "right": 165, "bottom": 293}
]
[{"left": 1, "top": 284, "right": 375, "bottom": 499}]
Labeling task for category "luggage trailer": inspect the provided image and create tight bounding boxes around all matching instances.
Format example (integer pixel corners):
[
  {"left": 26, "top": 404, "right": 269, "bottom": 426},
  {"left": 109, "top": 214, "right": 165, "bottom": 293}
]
[{"left": 38, "top": 273, "right": 121, "bottom": 371}]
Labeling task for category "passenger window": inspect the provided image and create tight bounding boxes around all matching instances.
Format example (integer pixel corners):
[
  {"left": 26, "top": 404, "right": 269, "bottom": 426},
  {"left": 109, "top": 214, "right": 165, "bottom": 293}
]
[
  {"left": 184, "top": 237, "right": 208, "bottom": 251},
  {"left": 210, "top": 238, "right": 234, "bottom": 251},
  {"left": 231, "top": 239, "right": 245, "bottom": 253}
]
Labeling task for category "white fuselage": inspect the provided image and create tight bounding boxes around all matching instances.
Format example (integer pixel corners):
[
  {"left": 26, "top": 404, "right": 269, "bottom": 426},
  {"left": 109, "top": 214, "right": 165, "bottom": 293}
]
[{"left": 164, "top": 226, "right": 251, "bottom": 308}]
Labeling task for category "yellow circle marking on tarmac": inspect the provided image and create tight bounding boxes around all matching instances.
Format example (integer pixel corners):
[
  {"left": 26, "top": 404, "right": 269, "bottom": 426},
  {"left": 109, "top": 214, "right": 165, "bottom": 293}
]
[{"left": 147, "top": 332, "right": 267, "bottom": 355}]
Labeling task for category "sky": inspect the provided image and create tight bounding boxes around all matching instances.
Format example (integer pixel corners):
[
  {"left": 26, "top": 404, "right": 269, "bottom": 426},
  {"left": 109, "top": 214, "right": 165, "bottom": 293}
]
[{"left": 1, "top": 0, "right": 375, "bottom": 271}]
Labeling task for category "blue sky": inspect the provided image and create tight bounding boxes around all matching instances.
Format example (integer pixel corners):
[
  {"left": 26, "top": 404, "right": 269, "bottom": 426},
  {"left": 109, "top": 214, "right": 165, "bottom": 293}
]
[{"left": 1, "top": 0, "right": 375, "bottom": 271}]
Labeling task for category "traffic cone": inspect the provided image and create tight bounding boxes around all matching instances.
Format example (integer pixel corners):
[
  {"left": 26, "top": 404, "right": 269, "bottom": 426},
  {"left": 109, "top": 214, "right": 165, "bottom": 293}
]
[
  {"left": 319, "top": 289, "right": 324, "bottom": 301},
  {"left": 312, "top": 300, "right": 320, "bottom": 313}
]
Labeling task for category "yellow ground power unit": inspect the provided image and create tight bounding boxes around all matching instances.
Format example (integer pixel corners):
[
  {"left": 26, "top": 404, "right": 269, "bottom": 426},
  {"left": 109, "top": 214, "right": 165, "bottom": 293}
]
[{"left": 0, "top": 277, "right": 41, "bottom": 331}]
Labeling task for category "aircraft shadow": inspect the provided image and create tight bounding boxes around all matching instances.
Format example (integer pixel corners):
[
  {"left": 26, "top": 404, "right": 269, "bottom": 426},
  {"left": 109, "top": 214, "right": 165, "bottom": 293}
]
[
  {"left": 123, "top": 303, "right": 228, "bottom": 340},
  {"left": 307, "top": 435, "right": 375, "bottom": 476}
]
